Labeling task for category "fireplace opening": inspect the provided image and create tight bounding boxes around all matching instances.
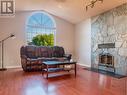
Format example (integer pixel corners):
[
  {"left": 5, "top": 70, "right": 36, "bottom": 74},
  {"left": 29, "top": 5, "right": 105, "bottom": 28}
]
[{"left": 99, "top": 53, "right": 114, "bottom": 66}]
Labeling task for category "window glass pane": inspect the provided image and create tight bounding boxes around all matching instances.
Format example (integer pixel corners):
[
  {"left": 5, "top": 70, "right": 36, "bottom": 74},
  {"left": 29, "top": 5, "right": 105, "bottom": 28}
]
[{"left": 26, "top": 12, "right": 56, "bottom": 46}]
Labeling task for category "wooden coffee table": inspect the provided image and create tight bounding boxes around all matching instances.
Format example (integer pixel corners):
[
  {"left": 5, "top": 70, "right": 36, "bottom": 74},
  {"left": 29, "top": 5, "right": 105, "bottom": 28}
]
[{"left": 42, "top": 61, "right": 77, "bottom": 79}]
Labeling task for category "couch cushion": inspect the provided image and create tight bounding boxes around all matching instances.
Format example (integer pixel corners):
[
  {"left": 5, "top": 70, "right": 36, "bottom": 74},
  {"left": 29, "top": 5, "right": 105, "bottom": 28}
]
[
  {"left": 52, "top": 46, "right": 65, "bottom": 57},
  {"left": 38, "top": 46, "right": 52, "bottom": 57},
  {"left": 25, "top": 45, "right": 38, "bottom": 58},
  {"left": 53, "top": 57, "right": 68, "bottom": 61},
  {"left": 38, "top": 57, "right": 57, "bottom": 61}
]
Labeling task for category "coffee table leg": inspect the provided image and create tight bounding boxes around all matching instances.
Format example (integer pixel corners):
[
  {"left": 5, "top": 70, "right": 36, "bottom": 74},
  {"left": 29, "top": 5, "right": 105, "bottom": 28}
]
[
  {"left": 46, "top": 65, "right": 48, "bottom": 79},
  {"left": 42, "top": 64, "right": 44, "bottom": 75},
  {"left": 42, "top": 64, "right": 43, "bottom": 75},
  {"left": 75, "top": 64, "right": 76, "bottom": 77}
]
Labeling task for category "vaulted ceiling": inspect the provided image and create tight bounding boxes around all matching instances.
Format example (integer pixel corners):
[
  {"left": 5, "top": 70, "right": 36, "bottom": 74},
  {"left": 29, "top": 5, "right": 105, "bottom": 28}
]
[{"left": 16, "top": 0, "right": 126, "bottom": 24}]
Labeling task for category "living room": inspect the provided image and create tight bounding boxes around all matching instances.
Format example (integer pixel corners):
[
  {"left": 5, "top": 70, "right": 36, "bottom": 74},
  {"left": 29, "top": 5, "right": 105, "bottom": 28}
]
[{"left": 0, "top": 0, "right": 127, "bottom": 95}]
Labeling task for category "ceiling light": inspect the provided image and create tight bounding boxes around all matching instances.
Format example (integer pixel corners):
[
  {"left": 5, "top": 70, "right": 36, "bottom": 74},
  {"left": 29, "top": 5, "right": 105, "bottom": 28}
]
[{"left": 86, "top": 0, "right": 103, "bottom": 11}]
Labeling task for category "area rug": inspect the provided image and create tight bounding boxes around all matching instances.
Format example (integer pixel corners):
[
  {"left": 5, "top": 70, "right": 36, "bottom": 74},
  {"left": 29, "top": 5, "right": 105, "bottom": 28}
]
[{"left": 84, "top": 68, "right": 126, "bottom": 79}]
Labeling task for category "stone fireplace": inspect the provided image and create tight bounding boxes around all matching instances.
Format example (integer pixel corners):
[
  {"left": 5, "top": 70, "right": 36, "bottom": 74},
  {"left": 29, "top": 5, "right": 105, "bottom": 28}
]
[{"left": 91, "top": 3, "right": 127, "bottom": 76}]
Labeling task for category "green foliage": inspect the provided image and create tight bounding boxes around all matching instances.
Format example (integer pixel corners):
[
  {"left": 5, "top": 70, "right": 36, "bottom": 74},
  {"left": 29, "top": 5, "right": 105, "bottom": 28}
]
[{"left": 31, "top": 34, "right": 54, "bottom": 46}]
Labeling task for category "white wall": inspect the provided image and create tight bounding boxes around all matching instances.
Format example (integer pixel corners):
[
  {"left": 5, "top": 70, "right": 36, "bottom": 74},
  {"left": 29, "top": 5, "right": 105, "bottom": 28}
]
[
  {"left": 0, "top": 11, "right": 75, "bottom": 68},
  {"left": 75, "top": 18, "right": 91, "bottom": 67},
  {"left": 55, "top": 16, "right": 75, "bottom": 55}
]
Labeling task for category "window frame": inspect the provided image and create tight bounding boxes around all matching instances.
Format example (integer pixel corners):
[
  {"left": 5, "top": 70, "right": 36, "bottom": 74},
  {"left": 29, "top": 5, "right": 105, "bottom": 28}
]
[{"left": 25, "top": 11, "right": 56, "bottom": 46}]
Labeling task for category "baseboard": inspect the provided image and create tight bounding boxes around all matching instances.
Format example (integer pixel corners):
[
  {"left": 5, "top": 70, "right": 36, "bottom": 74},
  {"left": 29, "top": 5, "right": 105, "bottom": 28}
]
[
  {"left": 77, "top": 63, "right": 91, "bottom": 68},
  {"left": 6, "top": 65, "right": 21, "bottom": 69}
]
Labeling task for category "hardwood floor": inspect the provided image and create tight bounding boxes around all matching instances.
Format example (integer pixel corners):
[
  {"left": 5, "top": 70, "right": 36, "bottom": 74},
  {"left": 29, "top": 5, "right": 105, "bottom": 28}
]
[{"left": 0, "top": 66, "right": 126, "bottom": 95}]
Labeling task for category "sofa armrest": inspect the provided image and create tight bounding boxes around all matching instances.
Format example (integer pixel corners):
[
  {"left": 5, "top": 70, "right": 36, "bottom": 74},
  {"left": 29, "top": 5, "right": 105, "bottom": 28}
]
[
  {"left": 63, "top": 54, "right": 72, "bottom": 61},
  {"left": 26, "top": 58, "right": 39, "bottom": 62},
  {"left": 21, "top": 55, "right": 39, "bottom": 62}
]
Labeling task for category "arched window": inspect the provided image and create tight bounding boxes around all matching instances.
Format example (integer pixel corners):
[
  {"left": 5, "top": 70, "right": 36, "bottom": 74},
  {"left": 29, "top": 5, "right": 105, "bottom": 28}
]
[{"left": 26, "top": 12, "right": 56, "bottom": 46}]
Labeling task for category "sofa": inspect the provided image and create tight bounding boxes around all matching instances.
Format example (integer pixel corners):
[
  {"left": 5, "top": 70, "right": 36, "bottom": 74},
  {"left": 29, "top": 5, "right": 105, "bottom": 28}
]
[{"left": 20, "top": 45, "right": 72, "bottom": 71}]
